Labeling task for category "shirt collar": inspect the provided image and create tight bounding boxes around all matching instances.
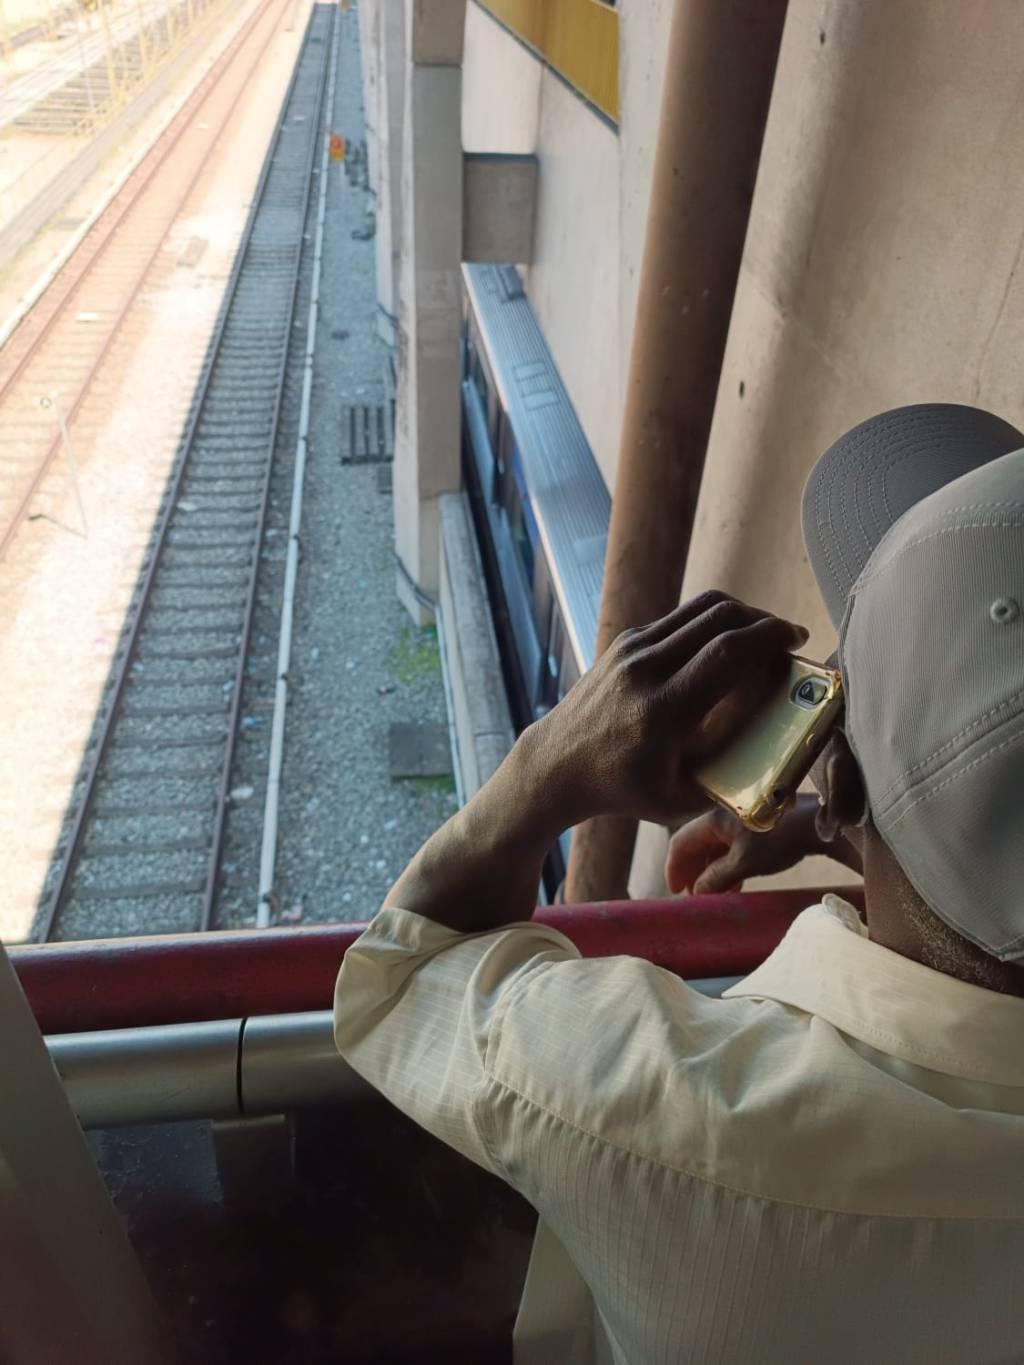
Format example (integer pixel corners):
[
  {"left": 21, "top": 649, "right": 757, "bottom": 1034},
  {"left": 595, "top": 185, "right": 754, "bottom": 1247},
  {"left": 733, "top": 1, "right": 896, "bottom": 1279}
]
[{"left": 722, "top": 895, "right": 1024, "bottom": 1088}]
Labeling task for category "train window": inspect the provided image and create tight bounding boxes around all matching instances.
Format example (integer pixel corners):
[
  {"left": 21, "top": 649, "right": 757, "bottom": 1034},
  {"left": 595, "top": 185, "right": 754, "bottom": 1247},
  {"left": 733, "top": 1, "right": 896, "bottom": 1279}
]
[
  {"left": 498, "top": 424, "right": 536, "bottom": 586},
  {"left": 532, "top": 552, "right": 555, "bottom": 659},
  {"left": 537, "top": 608, "right": 565, "bottom": 714},
  {"left": 558, "top": 627, "right": 580, "bottom": 702},
  {"left": 471, "top": 353, "right": 489, "bottom": 422},
  {"left": 466, "top": 317, "right": 499, "bottom": 444},
  {"left": 509, "top": 490, "right": 534, "bottom": 585}
]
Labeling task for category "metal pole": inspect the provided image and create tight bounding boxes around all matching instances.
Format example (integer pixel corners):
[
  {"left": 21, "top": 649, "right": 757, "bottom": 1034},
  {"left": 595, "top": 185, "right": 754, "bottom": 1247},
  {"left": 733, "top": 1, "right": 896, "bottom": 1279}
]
[
  {"left": 134, "top": 0, "right": 152, "bottom": 82},
  {"left": 42, "top": 393, "right": 89, "bottom": 537},
  {"left": 0, "top": 941, "right": 174, "bottom": 1363},
  {"left": 565, "top": 0, "right": 789, "bottom": 902},
  {"left": 98, "top": 0, "right": 120, "bottom": 107},
  {"left": 73, "top": 1, "right": 98, "bottom": 122},
  {"left": 0, "top": 0, "right": 13, "bottom": 71},
  {"left": 50, "top": 997, "right": 741, "bottom": 1131}
]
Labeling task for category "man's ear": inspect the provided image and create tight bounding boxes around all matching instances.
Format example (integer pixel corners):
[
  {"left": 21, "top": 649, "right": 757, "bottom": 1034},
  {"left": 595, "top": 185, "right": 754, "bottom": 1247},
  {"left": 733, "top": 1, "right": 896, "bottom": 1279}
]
[{"left": 813, "top": 729, "right": 868, "bottom": 843}]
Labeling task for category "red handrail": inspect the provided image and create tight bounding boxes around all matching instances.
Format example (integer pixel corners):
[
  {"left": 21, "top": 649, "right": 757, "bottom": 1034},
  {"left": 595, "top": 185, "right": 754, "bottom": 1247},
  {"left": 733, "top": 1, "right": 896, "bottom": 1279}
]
[{"left": 9, "top": 889, "right": 863, "bottom": 1034}]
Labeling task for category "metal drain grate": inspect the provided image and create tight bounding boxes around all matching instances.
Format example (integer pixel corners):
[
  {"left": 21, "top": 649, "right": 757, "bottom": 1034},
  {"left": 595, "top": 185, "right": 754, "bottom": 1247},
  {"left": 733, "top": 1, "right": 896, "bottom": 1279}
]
[{"left": 341, "top": 402, "right": 393, "bottom": 464}]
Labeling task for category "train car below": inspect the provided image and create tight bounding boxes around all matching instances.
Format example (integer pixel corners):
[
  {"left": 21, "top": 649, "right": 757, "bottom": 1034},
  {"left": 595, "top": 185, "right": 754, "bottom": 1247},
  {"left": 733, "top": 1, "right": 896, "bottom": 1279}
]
[{"left": 460, "top": 263, "right": 611, "bottom": 892}]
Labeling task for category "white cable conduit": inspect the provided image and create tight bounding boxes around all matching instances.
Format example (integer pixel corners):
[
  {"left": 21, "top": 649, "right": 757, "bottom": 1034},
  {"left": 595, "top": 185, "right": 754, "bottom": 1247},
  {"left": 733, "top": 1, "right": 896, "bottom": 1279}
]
[{"left": 256, "top": 9, "right": 338, "bottom": 928}]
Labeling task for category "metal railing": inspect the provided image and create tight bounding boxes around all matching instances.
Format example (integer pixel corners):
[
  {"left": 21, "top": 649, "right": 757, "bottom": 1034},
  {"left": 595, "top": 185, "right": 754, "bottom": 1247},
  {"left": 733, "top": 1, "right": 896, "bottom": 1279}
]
[{"left": 13, "top": 889, "right": 867, "bottom": 1128}]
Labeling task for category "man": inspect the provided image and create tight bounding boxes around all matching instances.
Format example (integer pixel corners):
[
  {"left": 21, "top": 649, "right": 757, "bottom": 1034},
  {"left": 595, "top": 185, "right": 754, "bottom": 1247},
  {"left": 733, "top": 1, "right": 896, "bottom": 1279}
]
[{"left": 334, "top": 404, "right": 1024, "bottom": 1364}]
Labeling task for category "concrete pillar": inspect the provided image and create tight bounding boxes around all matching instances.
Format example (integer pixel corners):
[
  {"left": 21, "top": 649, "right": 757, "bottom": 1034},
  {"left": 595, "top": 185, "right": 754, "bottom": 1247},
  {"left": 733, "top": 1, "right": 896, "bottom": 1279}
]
[
  {"left": 357, "top": 0, "right": 381, "bottom": 196},
  {"left": 393, "top": 0, "right": 467, "bottom": 622},
  {"left": 375, "top": 0, "right": 406, "bottom": 345}
]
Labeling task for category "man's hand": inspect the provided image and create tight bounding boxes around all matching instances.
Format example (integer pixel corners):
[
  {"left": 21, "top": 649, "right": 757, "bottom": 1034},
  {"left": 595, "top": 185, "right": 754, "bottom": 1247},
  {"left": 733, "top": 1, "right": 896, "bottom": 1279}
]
[
  {"left": 665, "top": 786, "right": 865, "bottom": 898},
  {"left": 384, "top": 591, "right": 807, "bottom": 933},
  {"left": 527, "top": 591, "right": 809, "bottom": 829},
  {"left": 666, "top": 796, "right": 822, "bottom": 895}
]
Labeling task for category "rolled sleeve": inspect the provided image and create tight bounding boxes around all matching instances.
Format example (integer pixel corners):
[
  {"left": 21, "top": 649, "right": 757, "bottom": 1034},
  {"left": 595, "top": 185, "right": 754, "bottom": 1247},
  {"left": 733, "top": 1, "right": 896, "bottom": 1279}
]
[{"left": 333, "top": 907, "right": 581, "bottom": 1174}]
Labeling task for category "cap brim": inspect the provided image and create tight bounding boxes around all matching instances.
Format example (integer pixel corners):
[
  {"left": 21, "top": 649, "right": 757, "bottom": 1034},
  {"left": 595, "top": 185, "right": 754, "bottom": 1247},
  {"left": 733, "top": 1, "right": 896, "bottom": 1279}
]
[{"left": 802, "top": 404, "right": 1024, "bottom": 628}]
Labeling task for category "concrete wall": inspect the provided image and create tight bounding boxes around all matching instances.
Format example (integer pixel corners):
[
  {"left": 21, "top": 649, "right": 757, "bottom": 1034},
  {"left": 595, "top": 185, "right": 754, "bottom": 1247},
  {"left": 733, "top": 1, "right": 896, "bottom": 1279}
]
[
  {"left": 395, "top": 1, "right": 1024, "bottom": 898},
  {"left": 374, "top": 0, "right": 405, "bottom": 342},
  {"left": 391, "top": 1, "right": 465, "bottom": 619},
  {"left": 462, "top": 2, "right": 541, "bottom": 153},
  {"left": 526, "top": 69, "right": 620, "bottom": 485},
  {"left": 630, "top": 0, "right": 1024, "bottom": 897},
  {"left": 357, "top": 0, "right": 381, "bottom": 193},
  {"left": 459, "top": 2, "right": 680, "bottom": 481},
  {"left": 461, "top": 3, "right": 623, "bottom": 485}
]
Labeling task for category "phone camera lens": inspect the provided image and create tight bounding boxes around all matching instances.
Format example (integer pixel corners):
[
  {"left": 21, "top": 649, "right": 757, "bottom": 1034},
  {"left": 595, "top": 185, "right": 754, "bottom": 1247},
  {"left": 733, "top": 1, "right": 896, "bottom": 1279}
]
[{"left": 793, "top": 677, "right": 828, "bottom": 708}]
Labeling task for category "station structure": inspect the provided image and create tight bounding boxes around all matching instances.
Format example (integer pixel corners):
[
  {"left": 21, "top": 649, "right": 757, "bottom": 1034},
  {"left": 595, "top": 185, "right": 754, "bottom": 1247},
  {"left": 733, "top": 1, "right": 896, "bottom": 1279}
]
[
  {"left": 2, "top": 1, "right": 1024, "bottom": 1358},
  {"left": 358, "top": 0, "right": 1024, "bottom": 901}
]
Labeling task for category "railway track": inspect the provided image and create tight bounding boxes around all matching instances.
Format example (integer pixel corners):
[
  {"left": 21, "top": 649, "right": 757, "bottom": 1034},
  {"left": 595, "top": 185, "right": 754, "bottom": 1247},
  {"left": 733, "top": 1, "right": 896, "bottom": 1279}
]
[
  {"left": 0, "top": 0, "right": 288, "bottom": 561},
  {"left": 39, "top": 3, "right": 336, "bottom": 941}
]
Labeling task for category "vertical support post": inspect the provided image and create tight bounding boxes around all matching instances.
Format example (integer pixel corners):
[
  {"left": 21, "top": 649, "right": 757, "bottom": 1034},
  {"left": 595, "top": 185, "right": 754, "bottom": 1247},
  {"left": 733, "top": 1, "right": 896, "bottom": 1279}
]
[
  {"left": 374, "top": 0, "right": 405, "bottom": 344},
  {"left": 565, "top": 0, "right": 789, "bottom": 901},
  {"left": 392, "top": 0, "right": 467, "bottom": 623},
  {"left": 134, "top": 0, "right": 152, "bottom": 84},
  {"left": 44, "top": 393, "right": 89, "bottom": 538},
  {"left": 0, "top": 0, "right": 12, "bottom": 70},
  {"left": 99, "top": 0, "right": 120, "bottom": 107},
  {"left": 74, "top": 1, "right": 98, "bottom": 124},
  {"left": 0, "top": 942, "right": 173, "bottom": 1364}
]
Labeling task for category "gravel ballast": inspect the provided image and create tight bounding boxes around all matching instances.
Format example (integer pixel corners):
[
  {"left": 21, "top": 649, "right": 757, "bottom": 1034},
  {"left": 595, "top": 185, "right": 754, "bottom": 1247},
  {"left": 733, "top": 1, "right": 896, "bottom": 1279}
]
[{"left": 216, "top": 9, "right": 456, "bottom": 929}]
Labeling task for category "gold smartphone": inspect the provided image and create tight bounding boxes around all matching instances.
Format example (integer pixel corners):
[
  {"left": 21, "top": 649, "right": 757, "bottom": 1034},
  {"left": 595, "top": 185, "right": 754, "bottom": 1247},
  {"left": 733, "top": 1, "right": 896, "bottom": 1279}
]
[{"left": 695, "top": 657, "right": 844, "bottom": 833}]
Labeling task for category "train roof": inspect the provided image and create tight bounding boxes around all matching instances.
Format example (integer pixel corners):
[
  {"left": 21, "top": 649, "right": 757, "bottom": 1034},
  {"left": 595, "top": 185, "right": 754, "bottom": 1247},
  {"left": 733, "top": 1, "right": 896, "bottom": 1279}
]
[{"left": 462, "top": 263, "right": 610, "bottom": 671}]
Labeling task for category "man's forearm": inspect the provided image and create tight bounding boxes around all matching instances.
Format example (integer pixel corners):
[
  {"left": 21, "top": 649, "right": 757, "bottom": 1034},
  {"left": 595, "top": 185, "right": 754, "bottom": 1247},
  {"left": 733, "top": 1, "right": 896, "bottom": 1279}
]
[
  {"left": 382, "top": 725, "right": 577, "bottom": 933},
  {"left": 379, "top": 596, "right": 810, "bottom": 931}
]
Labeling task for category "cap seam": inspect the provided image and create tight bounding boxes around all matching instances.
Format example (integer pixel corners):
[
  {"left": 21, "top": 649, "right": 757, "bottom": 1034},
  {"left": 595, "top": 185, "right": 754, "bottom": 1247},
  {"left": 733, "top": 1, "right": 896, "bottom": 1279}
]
[
  {"left": 870, "top": 684, "right": 1024, "bottom": 810},
  {"left": 922, "top": 497, "right": 1024, "bottom": 516},
  {"left": 884, "top": 713, "right": 1024, "bottom": 832},
  {"left": 854, "top": 518, "right": 1024, "bottom": 592}
]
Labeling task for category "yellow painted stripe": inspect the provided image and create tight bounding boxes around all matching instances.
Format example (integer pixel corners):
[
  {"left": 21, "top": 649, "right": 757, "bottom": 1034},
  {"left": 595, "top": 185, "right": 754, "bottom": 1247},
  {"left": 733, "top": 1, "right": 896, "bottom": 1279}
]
[{"left": 476, "top": 0, "right": 619, "bottom": 124}]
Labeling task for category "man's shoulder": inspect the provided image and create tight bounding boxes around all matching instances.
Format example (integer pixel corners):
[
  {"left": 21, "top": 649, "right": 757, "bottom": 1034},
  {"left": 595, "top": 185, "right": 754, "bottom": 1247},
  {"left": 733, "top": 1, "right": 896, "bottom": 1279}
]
[{"left": 484, "top": 951, "right": 782, "bottom": 1159}]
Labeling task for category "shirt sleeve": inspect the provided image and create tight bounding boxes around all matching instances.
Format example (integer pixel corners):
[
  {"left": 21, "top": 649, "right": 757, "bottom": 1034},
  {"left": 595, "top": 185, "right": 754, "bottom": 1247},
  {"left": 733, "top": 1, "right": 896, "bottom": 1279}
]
[{"left": 332, "top": 906, "right": 582, "bottom": 1175}]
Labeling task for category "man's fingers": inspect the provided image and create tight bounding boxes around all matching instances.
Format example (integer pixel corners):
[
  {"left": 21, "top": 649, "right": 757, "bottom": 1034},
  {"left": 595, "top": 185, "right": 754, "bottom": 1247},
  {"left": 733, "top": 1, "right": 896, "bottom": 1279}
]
[
  {"left": 664, "top": 812, "right": 729, "bottom": 893},
  {"left": 646, "top": 597, "right": 775, "bottom": 673},
  {"left": 629, "top": 590, "right": 738, "bottom": 649},
  {"left": 678, "top": 615, "right": 809, "bottom": 717}
]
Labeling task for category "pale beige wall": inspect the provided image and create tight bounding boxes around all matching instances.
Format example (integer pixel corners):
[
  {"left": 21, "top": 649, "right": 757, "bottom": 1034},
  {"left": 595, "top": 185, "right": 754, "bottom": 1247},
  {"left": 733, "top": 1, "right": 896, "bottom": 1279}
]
[
  {"left": 631, "top": 0, "right": 1024, "bottom": 897},
  {"left": 461, "top": 2, "right": 541, "bottom": 153},
  {"left": 526, "top": 68, "right": 620, "bottom": 484},
  {"left": 457, "top": 1, "right": 1024, "bottom": 901},
  {"left": 461, "top": 4, "right": 622, "bottom": 485}
]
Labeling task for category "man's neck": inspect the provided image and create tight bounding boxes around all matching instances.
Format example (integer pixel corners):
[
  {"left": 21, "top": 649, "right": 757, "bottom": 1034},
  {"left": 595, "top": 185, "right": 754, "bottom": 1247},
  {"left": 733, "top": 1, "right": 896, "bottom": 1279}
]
[{"left": 862, "top": 844, "right": 1024, "bottom": 998}]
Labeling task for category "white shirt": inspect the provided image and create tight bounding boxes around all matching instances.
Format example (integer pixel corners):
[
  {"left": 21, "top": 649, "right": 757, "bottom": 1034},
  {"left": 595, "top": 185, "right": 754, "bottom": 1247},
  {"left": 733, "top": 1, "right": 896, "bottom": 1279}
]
[{"left": 333, "top": 895, "right": 1024, "bottom": 1364}]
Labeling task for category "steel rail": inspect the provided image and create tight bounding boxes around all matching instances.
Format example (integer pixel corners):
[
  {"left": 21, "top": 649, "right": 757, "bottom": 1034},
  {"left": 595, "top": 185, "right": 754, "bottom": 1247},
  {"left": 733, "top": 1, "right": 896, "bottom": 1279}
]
[
  {"left": 201, "top": 5, "right": 334, "bottom": 929},
  {"left": 0, "top": 0, "right": 285, "bottom": 561},
  {"left": 40, "top": 4, "right": 335, "bottom": 941},
  {"left": 256, "top": 5, "right": 339, "bottom": 926}
]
